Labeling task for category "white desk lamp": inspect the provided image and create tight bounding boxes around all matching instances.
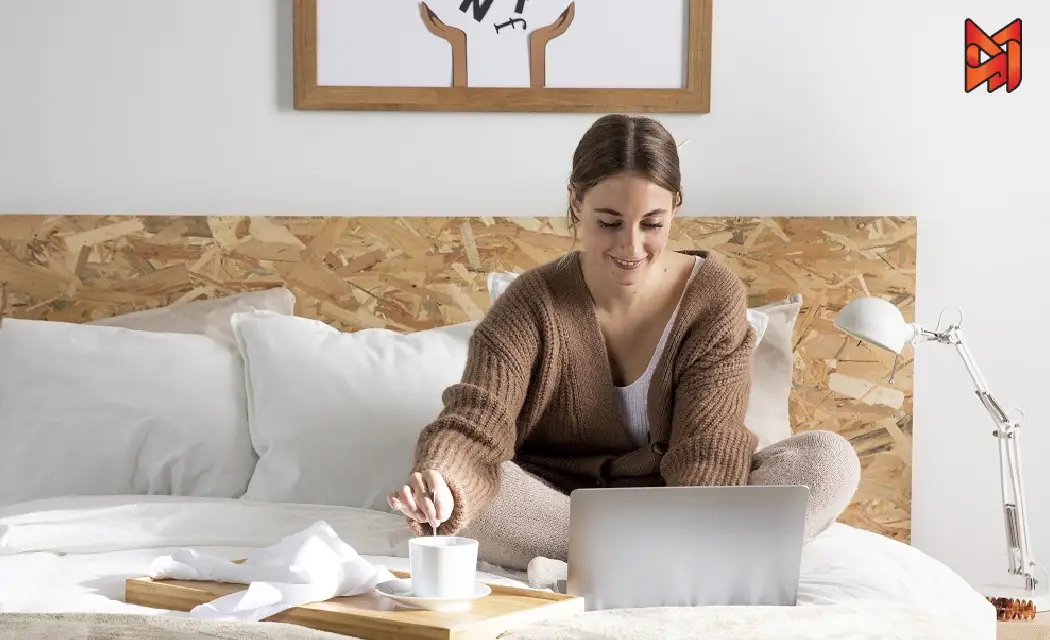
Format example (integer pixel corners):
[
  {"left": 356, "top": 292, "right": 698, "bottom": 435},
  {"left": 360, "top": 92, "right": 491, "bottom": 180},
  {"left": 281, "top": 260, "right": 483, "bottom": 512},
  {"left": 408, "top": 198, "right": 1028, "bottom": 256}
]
[{"left": 836, "top": 297, "right": 1048, "bottom": 615}]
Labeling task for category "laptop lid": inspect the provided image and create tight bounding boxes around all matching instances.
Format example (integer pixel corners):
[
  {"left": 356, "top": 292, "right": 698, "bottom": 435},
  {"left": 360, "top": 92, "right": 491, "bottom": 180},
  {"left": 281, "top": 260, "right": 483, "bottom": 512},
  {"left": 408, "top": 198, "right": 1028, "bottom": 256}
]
[{"left": 566, "top": 485, "right": 809, "bottom": 611}]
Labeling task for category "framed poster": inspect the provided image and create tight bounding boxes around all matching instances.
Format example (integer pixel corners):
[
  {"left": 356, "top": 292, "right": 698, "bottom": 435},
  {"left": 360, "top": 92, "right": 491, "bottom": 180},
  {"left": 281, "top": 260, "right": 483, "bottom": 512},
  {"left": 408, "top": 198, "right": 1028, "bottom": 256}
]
[{"left": 293, "top": 0, "right": 713, "bottom": 113}]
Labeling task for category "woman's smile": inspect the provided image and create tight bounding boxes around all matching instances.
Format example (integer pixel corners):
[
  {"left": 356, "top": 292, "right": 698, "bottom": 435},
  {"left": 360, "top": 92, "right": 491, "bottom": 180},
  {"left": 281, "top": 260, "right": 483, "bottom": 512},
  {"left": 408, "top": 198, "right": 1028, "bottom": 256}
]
[{"left": 609, "top": 255, "right": 647, "bottom": 270}]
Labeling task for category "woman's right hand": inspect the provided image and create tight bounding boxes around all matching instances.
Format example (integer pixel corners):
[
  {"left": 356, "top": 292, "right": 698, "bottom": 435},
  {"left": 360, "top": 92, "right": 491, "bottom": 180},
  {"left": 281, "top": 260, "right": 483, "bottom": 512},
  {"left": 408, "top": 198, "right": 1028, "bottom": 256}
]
[{"left": 388, "top": 470, "right": 454, "bottom": 530}]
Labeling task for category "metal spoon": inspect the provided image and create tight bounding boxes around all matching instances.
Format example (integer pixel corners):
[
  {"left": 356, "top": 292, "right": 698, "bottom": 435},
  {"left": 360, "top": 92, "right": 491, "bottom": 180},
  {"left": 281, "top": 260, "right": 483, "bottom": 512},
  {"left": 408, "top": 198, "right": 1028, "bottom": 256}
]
[{"left": 429, "top": 489, "right": 438, "bottom": 536}]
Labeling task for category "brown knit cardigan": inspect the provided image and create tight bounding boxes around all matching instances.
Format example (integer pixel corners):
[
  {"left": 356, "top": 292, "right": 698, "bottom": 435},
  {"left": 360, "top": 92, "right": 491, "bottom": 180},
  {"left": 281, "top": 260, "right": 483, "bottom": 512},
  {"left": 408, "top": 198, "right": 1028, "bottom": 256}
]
[{"left": 410, "top": 249, "right": 758, "bottom": 536}]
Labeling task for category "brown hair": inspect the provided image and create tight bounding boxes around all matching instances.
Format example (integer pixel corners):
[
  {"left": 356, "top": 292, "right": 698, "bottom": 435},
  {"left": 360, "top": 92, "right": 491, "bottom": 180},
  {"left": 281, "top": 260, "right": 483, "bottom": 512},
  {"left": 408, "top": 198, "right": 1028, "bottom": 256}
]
[{"left": 566, "top": 114, "right": 683, "bottom": 234}]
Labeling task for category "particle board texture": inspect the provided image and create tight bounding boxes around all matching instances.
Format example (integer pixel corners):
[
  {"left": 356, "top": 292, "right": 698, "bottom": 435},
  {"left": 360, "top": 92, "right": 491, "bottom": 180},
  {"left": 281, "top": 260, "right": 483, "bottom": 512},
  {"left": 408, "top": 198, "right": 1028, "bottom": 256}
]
[{"left": 0, "top": 215, "right": 916, "bottom": 542}]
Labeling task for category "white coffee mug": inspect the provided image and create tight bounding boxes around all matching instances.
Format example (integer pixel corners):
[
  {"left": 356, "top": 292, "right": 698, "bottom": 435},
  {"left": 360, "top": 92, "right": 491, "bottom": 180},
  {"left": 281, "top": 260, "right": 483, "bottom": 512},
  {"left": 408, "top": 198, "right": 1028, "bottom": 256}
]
[{"left": 409, "top": 536, "right": 478, "bottom": 599}]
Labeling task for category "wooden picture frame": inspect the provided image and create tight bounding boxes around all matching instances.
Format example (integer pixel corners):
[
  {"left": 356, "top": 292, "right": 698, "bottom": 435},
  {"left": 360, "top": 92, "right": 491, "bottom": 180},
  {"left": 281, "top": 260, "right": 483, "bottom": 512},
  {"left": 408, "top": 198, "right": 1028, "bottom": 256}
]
[{"left": 293, "top": 0, "right": 713, "bottom": 113}]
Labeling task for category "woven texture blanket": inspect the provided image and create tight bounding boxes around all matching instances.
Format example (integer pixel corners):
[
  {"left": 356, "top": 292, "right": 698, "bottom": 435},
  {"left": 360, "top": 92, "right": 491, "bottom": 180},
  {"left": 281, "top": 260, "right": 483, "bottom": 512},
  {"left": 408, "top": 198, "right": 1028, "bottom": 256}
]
[
  {"left": 499, "top": 602, "right": 982, "bottom": 640},
  {"left": 0, "top": 603, "right": 984, "bottom": 640},
  {"left": 0, "top": 613, "right": 350, "bottom": 639}
]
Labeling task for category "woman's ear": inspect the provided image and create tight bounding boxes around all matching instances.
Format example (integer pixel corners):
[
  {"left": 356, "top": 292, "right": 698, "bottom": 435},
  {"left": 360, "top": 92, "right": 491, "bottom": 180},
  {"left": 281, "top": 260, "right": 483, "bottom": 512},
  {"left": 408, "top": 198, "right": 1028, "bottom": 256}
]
[
  {"left": 670, "top": 193, "right": 682, "bottom": 219},
  {"left": 567, "top": 184, "right": 580, "bottom": 216}
]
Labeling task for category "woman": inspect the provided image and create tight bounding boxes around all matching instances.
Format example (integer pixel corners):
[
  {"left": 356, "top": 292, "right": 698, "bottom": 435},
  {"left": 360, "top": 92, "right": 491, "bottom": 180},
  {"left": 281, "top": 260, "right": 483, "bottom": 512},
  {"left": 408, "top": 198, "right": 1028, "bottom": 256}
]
[{"left": 389, "top": 114, "right": 861, "bottom": 582}]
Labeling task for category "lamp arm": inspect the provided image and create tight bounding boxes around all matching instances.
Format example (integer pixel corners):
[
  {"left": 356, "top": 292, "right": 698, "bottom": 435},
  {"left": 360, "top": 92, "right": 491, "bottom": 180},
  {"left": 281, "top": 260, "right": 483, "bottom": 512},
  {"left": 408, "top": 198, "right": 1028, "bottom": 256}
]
[{"left": 931, "top": 323, "right": 1039, "bottom": 592}]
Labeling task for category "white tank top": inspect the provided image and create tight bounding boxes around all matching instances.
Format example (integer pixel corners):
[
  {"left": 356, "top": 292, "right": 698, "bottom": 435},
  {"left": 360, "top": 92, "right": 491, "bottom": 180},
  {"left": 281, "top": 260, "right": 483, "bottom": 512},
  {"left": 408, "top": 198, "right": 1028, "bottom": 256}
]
[{"left": 613, "top": 255, "right": 704, "bottom": 447}]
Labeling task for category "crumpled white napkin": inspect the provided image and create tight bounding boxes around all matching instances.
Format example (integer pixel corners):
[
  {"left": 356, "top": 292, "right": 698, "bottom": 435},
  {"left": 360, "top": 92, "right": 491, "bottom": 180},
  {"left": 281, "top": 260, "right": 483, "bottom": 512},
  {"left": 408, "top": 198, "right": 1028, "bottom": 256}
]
[{"left": 149, "top": 521, "right": 396, "bottom": 622}]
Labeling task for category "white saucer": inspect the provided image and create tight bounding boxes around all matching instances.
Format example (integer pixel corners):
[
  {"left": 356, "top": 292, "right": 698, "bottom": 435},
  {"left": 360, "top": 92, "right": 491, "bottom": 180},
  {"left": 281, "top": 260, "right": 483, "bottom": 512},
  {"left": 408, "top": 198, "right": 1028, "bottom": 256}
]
[{"left": 374, "top": 578, "right": 492, "bottom": 611}]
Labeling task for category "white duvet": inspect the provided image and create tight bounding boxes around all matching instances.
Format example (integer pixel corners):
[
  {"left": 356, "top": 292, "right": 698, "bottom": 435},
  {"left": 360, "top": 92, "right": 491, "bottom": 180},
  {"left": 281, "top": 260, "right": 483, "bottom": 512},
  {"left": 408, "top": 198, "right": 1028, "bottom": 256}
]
[{"left": 0, "top": 496, "right": 995, "bottom": 639}]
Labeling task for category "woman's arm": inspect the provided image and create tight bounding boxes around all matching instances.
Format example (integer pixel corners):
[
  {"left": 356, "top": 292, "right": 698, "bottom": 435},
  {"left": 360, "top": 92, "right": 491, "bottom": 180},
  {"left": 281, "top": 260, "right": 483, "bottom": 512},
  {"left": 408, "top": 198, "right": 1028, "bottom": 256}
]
[
  {"left": 660, "top": 281, "right": 759, "bottom": 487},
  {"left": 408, "top": 277, "right": 543, "bottom": 536}
]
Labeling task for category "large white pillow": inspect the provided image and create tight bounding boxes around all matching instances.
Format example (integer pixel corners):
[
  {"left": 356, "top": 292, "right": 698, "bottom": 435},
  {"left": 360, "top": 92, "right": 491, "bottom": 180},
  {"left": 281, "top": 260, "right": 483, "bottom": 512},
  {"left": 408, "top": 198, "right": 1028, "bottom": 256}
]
[
  {"left": 231, "top": 311, "right": 477, "bottom": 513},
  {"left": 798, "top": 524, "right": 996, "bottom": 638},
  {"left": 88, "top": 287, "right": 295, "bottom": 348},
  {"left": 487, "top": 271, "right": 800, "bottom": 449},
  {"left": 0, "top": 319, "right": 257, "bottom": 507},
  {"left": 231, "top": 287, "right": 801, "bottom": 511}
]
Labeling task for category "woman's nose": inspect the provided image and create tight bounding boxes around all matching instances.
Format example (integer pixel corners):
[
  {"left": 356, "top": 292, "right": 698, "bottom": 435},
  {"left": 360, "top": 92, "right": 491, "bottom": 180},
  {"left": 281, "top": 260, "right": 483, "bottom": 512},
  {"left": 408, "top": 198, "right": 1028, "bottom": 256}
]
[{"left": 621, "top": 227, "right": 643, "bottom": 255}]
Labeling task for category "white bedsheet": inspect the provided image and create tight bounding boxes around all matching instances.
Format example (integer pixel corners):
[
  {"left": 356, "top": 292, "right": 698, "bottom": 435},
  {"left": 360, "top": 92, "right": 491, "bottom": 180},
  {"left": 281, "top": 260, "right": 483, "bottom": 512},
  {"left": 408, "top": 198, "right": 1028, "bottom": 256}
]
[
  {"left": 0, "top": 495, "right": 523, "bottom": 616},
  {"left": 0, "top": 496, "right": 994, "bottom": 638}
]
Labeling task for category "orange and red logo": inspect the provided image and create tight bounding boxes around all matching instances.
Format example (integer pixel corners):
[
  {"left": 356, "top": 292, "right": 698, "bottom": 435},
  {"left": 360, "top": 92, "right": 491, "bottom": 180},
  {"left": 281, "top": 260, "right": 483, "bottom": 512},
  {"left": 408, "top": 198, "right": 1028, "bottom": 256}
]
[{"left": 965, "top": 18, "right": 1022, "bottom": 93}]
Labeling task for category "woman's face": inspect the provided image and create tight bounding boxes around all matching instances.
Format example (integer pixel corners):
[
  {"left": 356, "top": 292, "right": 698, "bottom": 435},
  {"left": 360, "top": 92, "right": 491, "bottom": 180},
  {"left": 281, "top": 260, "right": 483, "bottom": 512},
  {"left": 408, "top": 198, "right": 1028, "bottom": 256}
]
[{"left": 571, "top": 171, "right": 678, "bottom": 287}]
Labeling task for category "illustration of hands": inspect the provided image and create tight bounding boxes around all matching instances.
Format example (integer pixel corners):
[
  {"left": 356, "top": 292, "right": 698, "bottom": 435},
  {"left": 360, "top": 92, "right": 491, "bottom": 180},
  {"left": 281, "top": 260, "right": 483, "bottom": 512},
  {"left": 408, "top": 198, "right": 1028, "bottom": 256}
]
[
  {"left": 420, "top": 1, "right": 575, "bottom": 88},
  {"left": 420, "top": 3, "right": 468, "bottom": 87},
  {"left": 528, "top": 3, "right": 574, "bottom": 88}
]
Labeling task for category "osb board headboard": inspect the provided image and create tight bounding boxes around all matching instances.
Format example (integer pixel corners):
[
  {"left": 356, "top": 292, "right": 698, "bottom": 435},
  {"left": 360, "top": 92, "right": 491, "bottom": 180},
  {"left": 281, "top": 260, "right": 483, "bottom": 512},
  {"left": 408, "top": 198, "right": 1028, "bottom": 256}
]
[{"left": 0, "top": 215, "right": 915, "bottom": 542}]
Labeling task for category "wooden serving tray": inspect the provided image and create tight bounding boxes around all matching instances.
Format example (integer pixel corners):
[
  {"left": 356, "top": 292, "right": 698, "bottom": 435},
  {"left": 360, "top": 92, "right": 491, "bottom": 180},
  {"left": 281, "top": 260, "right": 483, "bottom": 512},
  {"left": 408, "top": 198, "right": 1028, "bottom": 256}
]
[{"left": 125, "top": 569, "right": 583, "bottom": 640}]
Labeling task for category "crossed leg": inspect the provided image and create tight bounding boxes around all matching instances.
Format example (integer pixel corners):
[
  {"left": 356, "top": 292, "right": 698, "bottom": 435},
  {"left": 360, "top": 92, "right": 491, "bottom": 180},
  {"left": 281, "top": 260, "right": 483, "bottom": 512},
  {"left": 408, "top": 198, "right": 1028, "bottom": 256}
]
[
  {"left": 462, "top": 430, "right": 861, "bottom": 581},
  {"left": 459, "top": 461, "right": 570, "bottom": 572}
]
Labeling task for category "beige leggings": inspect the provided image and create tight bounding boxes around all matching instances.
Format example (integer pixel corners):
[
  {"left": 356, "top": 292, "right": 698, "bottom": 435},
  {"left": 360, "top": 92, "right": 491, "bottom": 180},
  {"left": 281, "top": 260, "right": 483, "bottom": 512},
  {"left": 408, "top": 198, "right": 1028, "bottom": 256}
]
[{"left": 461, "top": 430, "right": 862, "bottom": 571}]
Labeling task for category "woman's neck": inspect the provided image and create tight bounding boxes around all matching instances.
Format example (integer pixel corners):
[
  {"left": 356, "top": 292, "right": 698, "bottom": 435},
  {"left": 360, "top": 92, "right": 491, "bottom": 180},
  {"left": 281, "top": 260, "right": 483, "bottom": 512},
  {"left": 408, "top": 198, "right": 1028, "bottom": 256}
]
[{"left": 579, "top": 251, "right": 668, "bottom": 315}]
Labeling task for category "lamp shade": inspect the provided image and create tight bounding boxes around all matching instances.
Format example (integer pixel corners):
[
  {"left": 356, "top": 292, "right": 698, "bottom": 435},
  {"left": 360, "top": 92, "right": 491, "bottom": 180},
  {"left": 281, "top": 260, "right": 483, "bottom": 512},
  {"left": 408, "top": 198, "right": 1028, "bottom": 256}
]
[{"left": 834, "top": 297, "right": 917, "bottom": 354}]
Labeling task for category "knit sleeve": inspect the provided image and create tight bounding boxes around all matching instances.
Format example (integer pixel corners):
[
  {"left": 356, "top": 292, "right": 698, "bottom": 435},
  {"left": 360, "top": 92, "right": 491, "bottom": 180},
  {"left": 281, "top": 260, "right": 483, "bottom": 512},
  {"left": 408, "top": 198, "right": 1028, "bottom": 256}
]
[
  {"left": 660, "top": 278, "right": 759, "bottom": 487},
  {"left": 408, "top": 278, "right": 542, "bottom": 536}
]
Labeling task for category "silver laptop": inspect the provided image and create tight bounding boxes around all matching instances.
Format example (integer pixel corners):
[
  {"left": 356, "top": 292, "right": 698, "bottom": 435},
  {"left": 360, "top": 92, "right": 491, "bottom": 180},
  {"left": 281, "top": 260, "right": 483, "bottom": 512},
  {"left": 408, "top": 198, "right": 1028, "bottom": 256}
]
[{"left": 566, "top": 485, "right": 809, "bottom": 611}]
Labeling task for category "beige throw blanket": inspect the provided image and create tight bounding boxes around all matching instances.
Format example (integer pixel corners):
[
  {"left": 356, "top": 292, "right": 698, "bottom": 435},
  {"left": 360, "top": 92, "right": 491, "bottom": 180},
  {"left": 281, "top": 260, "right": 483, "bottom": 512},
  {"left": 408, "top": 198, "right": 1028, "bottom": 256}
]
[
  {"left": 0, "top": 613, "right": 350, "bottom": 640},
  {"left": 499, "top": 602, "right": 981, "bottom": 640},
  {"left": 0, "top": 602, "right": 982, "bottom": 640}
]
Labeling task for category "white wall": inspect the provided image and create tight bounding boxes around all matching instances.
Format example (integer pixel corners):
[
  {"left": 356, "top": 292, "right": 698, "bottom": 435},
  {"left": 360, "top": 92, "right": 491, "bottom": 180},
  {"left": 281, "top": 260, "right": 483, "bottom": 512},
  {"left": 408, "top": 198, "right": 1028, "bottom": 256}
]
[{"left": 1, "top": 0, "right": 1048, "bottom": 591}]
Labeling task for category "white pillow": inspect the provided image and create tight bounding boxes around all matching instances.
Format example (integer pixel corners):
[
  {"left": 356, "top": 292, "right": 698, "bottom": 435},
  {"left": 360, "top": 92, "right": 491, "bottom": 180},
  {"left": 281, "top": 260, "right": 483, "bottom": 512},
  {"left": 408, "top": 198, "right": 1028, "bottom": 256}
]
[
  {"left": 231, "top": 311, "right": 477, "bottom": 513},
  {"left": 89, "top": 287, "right": 295, "bottom": 348},
  {"left": 487, "top": 271, "right": 799, "bottom": 449},
  {"left": 0, "top": 319, "right": 257, "bottom": 507},
  {"left": 232, "top": 288, "right": 801, "bottom": 511},
  {"left": 746, "top": 295, "right": 803, "bottom": 449}
]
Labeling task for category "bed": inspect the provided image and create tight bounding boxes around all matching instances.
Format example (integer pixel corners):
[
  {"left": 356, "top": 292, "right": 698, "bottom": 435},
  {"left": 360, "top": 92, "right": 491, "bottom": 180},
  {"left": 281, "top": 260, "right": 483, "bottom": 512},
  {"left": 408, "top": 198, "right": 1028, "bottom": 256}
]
[
  {"left": 0, "top": 214, "right": 996, "bottom": 639},
  {"left": 0, "top": 495, "right": 992, "bottom": 638}
]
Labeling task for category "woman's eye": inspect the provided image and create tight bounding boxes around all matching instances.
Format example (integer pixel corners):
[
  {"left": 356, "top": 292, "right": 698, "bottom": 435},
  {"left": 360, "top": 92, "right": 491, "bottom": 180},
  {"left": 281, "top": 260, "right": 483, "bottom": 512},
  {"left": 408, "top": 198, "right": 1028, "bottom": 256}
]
[{"left": 596, "top": 219, "right": 664, "bottom": 230}]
